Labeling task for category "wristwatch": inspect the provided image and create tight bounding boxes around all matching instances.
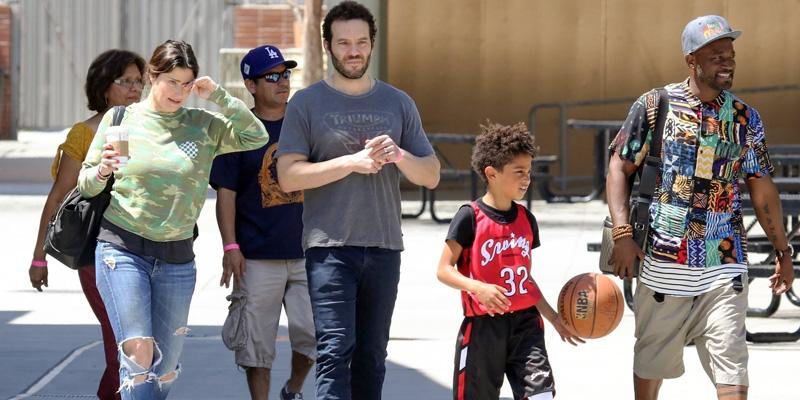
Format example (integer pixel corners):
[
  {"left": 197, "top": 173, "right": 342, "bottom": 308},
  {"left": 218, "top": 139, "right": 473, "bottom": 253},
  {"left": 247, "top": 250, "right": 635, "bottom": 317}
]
[{"left": 775, "top": 244, "right": 795, "bottom": 259}]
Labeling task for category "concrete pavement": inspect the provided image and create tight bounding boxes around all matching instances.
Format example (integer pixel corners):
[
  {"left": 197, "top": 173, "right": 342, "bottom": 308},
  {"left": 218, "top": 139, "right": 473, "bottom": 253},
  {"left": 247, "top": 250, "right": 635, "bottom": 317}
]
[
  {"left": 1, "top": 132, "right": 799, "bottom": 399},
  {"left": 0, "top": 130, "right": 64, "bottom": 186}
]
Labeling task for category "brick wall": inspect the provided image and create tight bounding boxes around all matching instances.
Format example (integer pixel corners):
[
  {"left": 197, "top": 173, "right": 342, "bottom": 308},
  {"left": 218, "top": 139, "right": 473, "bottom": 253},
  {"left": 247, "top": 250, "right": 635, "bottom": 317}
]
[
  {"left": 0, "top": 5, "right": 11, "bottom": 139},
  {"left": 234, "top": 5, "right": 301, "bottom": 49}
]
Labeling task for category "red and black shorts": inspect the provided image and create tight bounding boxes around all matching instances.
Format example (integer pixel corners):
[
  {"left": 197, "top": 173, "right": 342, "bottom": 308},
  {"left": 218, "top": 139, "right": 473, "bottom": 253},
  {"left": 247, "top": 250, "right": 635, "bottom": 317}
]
[{"left": 453, "top": 306, "right": 555, "bottom": 400}]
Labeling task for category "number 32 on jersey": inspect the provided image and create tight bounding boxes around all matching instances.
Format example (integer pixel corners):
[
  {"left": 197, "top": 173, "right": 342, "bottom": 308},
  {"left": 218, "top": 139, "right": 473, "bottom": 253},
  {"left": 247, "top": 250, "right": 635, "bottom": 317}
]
[{"left": 499, "top": 266, "right": 532, "bottom": 296}]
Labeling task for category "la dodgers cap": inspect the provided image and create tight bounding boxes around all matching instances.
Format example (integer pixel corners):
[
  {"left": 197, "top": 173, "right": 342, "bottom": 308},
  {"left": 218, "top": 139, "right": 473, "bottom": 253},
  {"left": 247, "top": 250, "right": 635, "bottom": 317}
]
[
  {"left": 240, "top": 45, "right": 297, "bottom": 80},
  {"left": 681, "top": 15, "right": 741, "bottom": 55}
]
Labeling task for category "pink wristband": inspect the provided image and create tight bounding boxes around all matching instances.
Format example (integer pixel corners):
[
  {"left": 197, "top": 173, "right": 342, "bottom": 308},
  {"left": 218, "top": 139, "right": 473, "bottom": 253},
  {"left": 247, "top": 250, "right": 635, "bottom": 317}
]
[
  {"left": 31, "top": 260, "right": 48, "bottom": 268},
  {"left": 223, "top": 243, "right": 240, "bottom": 252}
]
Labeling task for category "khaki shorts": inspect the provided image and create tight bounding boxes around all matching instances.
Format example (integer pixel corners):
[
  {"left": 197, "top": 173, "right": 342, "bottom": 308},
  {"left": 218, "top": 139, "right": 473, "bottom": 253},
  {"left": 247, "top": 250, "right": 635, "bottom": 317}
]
[
  {"left": 633, "top": 275, "right": 748, "bottom": 386},
  {"left": 224, "top": 258, "right": 316, "bottom": 369}
]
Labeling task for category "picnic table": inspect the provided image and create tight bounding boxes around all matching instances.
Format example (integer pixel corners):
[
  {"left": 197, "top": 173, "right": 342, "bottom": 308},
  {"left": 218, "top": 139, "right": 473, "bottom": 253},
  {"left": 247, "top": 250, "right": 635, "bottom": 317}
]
[
  {"left": 736, "top": 148, "right": 800, "bottom": 342},
  {"left": 400, "top": 133, "right": 478, "bottom": 223},
  {"left": 402, "top": 133, "right": 558, "bottom": 223}
]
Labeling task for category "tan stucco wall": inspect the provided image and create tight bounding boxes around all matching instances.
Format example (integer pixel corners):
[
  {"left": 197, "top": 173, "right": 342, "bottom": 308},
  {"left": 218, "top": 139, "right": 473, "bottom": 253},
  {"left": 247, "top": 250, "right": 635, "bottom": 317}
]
[{"left": 386, "top": 0, "right": 800, "bottom": 179}]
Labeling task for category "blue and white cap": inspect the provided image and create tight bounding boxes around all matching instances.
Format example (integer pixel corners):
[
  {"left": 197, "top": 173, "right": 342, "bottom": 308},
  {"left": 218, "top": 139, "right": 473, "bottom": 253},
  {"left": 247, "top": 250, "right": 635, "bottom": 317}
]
[
  {"left": 681, "top": 15, "right": 741, "bottom": 55},
  {"left": 240, "top": 45, "right": 297, "bottom": 80}
]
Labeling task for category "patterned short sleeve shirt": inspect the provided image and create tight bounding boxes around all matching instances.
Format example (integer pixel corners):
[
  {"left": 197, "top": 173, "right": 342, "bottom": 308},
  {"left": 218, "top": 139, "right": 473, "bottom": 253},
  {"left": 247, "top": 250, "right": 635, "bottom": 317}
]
[{"left": 610, "top": 78, "right": 773, "bottom": 270}]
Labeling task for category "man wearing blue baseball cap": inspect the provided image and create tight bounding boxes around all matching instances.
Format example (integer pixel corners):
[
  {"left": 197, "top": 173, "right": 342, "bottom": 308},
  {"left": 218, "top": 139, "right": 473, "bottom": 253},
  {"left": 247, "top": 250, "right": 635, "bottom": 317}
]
[
  {"left": 606, "top": 15, "right": 794, "bottom": 400},
  {"left": 211, "top": 44, "right": 315, "bottom": 400}
]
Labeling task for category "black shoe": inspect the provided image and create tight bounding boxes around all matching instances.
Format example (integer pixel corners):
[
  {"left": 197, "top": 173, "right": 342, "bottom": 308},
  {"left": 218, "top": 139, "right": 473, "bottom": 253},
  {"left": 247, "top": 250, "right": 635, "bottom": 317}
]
[{"left": 280, "top": 383, "right": 303, "bottom": 400}]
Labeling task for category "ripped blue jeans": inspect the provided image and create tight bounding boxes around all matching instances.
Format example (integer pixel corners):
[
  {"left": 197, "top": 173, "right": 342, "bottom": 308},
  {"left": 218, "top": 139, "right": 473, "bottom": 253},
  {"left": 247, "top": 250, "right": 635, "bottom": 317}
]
[{"left": 95, "top": 241, "right": 196, "bottom": 399}]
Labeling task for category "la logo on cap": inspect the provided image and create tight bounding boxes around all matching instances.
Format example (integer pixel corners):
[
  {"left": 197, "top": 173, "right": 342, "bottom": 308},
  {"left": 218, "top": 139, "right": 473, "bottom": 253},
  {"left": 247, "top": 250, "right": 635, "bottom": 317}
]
[{"left": 266, "top": 47, "right": 279, "bottom": 59}]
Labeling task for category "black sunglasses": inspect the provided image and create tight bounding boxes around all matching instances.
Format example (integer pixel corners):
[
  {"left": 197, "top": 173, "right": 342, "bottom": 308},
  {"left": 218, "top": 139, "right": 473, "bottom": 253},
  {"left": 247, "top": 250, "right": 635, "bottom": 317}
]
[{"left": 259, "top": 70, "right": 292, "bottom": 83}]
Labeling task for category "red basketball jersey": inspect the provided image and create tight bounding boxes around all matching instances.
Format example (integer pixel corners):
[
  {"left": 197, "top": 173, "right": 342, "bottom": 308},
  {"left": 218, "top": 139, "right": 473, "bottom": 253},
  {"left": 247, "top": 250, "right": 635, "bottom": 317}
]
[{"left": 457, "top": 202, "right": 542, "bottom": 317}]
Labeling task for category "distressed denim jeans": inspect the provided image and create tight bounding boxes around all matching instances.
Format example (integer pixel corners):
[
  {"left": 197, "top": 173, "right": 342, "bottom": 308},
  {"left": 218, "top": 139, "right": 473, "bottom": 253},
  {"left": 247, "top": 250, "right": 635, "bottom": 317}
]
[
  {"left": 95, "top": 241, "right": 196, "bottom": 400},
  {"left": 305, "top": 246, "right": 401, "bottom": 400}
]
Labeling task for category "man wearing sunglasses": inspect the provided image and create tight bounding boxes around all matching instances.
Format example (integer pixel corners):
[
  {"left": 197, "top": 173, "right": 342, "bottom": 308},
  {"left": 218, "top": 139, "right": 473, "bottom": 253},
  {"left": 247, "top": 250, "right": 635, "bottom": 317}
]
[{"left": 210, "top": 45, "right": 315, "bottom": 400}]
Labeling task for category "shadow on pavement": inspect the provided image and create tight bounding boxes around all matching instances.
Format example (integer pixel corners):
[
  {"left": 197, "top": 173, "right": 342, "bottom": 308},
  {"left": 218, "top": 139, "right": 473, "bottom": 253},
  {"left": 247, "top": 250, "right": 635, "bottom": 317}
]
[{"left": 1, "top": 311, "right": 452, "bottom": 400}]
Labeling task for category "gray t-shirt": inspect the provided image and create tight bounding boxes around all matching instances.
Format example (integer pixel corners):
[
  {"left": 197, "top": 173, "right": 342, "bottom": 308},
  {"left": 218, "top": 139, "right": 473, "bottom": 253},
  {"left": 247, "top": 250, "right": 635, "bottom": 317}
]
[{"left": 276, "top": 80, "right": 434, "bottom": 251}]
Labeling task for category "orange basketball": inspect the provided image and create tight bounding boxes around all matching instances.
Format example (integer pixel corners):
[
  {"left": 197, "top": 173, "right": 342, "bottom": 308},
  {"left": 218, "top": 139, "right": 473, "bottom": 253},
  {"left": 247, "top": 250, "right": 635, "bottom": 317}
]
[{"left": 557, "top": 273, "right": 624, "bottom": 339}]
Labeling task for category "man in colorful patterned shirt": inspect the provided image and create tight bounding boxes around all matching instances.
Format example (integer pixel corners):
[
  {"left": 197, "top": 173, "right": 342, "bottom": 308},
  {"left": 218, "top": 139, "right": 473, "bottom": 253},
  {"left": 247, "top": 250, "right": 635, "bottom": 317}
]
[{"left": 606, "top": 15, "right": 795, "bottom": 400}]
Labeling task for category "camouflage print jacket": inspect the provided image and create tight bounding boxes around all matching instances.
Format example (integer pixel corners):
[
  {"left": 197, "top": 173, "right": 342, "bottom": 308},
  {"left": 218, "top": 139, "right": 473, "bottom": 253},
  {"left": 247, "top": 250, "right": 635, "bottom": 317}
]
[{"left": 79, "top": 86, "right": 268, "bottom": 242}]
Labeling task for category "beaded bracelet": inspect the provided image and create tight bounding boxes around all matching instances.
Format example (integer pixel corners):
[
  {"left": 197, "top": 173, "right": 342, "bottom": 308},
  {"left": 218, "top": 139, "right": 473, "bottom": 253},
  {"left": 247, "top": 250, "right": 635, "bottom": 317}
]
[
  {"left": 612, "top": 230, "right": 633, "bottom": 241},
  {"left": 611, "top": 224, "right": 632, "bottom": 236},
  {"left": 613, "top": 231, "right": 633, "bottom": 241},
  {"left": 611, "top": 224, "right": 634, "bottom": 241}
]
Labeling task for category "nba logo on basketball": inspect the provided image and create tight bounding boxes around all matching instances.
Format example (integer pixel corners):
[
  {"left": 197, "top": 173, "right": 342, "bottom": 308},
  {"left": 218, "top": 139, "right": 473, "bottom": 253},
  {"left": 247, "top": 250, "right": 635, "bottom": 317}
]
[
  {"left": 558, "top": 273, "right": 624, "bottom": 338},
  {"left": 575, "top": 290, "right": 591, "bottom": 320}
]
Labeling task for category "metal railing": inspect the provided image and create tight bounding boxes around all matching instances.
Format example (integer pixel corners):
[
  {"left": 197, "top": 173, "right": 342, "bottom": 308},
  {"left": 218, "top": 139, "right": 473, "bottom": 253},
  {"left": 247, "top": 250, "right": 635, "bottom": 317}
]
[{"left": 528, "top": 83, "right": 800, "bottom": 200}]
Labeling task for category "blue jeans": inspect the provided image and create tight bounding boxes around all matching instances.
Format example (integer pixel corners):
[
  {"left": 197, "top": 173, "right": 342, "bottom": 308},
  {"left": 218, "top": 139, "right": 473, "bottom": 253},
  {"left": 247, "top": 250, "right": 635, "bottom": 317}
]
[
  {"left": 95, "top": 241, "right": 196, "bottom": 400},
  {"left": 305, "top": 246, "right": 401, "bottom": 400}
]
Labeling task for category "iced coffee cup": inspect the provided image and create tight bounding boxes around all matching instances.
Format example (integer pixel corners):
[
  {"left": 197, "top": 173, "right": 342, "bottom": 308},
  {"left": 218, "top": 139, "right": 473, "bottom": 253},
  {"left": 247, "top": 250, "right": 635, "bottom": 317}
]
[{"left": 105, "top": 126, "right": 129, "bottom": 166}]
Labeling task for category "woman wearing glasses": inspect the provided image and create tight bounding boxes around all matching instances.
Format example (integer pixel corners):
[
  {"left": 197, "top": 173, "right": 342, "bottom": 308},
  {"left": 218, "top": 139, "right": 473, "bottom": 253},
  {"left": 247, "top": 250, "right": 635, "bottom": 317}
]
[
  {"left": 28, "top": 49, "right": 145, "bottom": 400},
  {"left": 77, "top": 40, "right": 268, "bottom": 398}
]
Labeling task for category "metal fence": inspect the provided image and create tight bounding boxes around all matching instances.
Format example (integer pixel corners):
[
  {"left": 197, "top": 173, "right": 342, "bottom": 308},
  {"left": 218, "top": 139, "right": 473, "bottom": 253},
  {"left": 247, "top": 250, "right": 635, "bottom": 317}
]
[
  {"left": 528, "top": 83, "right": 800, "bottom": 199},
  {"left": 19, "top": 0, "right": 232, "bottom": 129}
]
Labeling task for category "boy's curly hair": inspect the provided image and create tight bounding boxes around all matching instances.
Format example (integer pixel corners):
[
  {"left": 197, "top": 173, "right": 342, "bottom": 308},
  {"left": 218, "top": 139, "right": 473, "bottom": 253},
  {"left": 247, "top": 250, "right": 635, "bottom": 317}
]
[{"left": 471, "top": 121, "right": 538, "bottom": 182}]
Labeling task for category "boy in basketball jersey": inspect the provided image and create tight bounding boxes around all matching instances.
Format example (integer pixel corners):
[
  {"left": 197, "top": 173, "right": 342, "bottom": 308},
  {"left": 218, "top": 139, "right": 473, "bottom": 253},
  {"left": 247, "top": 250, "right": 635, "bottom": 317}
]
[{"left": 437, "top": 122, "right": 582, "bottom": 400}]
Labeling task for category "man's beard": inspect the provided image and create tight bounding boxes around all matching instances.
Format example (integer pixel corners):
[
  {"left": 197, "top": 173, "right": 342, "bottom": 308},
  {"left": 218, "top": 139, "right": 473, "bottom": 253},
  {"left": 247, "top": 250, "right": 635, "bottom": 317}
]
[
  {"left": 331, "top": 52, "right": 372, "bottom": 80},
  {"left": 697, "top": 64, "right": 733, "bottom": 91}
]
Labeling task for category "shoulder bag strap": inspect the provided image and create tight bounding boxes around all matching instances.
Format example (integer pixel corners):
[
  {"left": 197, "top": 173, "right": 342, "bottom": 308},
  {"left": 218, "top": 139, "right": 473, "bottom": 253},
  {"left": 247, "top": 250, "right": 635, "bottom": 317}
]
[
  {"left": 630, "top": 88, "right": 668, "bottom": 246},
  {"left": 649, "top": 88, "right": 668, "bottom": 158},
  {"left": 111, "top": 105, "right": 125, "bottom": 126},
  {"left": 103, "top": 106, "right": 126, "bottom": 191}
]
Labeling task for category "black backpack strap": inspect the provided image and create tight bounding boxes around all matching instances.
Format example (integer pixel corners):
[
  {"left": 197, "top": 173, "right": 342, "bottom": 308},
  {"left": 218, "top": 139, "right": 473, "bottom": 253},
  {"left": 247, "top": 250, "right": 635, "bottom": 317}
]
[
  {"left": 649, "top": 88, "right": 668, "bottom": 158},
  {"left": 630, "top": 88, "right": 668, "bottom": 245}
]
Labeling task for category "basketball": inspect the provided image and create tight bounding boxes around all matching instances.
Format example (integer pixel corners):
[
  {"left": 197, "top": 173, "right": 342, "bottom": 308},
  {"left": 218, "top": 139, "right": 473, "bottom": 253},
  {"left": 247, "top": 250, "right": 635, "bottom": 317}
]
[{"left": 557, "top": 273, "right": 624, "bottom": 339}]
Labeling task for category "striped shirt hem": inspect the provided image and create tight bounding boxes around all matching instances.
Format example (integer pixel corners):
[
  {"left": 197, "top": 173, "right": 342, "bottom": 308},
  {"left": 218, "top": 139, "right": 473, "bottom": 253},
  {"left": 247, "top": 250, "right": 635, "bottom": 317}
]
[{"left": 639, "top": 257, "right": 747, "bottom": 297}]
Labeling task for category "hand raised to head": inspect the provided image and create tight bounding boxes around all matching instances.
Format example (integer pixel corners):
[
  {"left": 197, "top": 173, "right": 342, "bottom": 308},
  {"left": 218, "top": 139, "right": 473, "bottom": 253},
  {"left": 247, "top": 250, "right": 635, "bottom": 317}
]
[{"left": 192, "top": 76, "right": 217, "bottom": 100}]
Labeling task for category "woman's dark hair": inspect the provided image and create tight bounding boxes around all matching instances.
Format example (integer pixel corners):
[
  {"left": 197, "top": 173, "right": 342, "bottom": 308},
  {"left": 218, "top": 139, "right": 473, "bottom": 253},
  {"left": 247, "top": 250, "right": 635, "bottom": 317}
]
[
  {"left": 147, "top": 40, "right": 199, "bottom": 80},
  {"left": 85, "top": 49, "right": 146, "bottom": 112},
  {"left": 471, "top": 121, "right": 539, "bottom": 182},
  {"left": 322, "top": 1, "right": 377, "bottom": 45}
]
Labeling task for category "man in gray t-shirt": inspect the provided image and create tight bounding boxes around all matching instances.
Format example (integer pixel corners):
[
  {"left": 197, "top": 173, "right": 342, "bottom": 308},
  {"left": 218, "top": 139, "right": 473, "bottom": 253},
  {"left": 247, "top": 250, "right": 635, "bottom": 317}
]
[
  {"left": 275, "top": 2, "right": 440, "bottom": 399},
  {"left": 277, "top": 80, "right": 433, "bottom": 251}
]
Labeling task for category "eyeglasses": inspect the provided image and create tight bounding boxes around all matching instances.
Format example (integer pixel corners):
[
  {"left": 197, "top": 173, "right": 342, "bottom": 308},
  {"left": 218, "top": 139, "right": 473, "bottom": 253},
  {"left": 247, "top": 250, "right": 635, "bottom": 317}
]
[
  {"left": 113, "top": 78, "right": 145, "bottom": 90},
  {"left": 259, "top": 70, "right": 292, "bottom": 83},
  {"left": 162, "top": 77, "right": 195, "bottom": 91}
]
